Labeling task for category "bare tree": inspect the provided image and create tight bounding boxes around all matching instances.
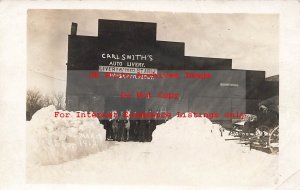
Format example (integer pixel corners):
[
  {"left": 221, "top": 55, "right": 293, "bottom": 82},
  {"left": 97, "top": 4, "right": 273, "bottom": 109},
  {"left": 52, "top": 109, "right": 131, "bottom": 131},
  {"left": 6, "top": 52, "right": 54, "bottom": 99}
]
[
  {"left": 51, "top": 92, "right": 66, "bottom": 110},
  {"left": 42, "top": 94, "right": 53, "bottom": 107},
  {"left": 26, "top": 89, "right": 43, "bottom": 120},
  {"left": 26, "top": 89, "right": 66, "bottom": 120}
]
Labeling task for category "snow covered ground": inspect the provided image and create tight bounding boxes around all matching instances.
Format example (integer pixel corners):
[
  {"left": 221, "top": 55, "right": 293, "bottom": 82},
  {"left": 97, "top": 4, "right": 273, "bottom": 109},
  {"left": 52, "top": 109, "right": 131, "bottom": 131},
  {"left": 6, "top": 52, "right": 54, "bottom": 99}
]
[
  {"left": 26, "top": 107, "right": 278, "bottom": 189},
  {"left": 27, "top": 106, "right": 109, "bottom": 165}
]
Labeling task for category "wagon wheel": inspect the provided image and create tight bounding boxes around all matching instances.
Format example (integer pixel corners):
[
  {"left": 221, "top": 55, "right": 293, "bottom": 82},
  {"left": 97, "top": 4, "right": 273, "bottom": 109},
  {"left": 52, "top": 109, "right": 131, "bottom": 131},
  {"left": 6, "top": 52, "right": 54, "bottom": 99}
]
[
  {"left": 229, "top": 128, "right": 235, "bottom": 136},
  {"left": 229, "top": 126, "right": 240, "bottom": 137},
  {"left": 268, "top": 126, "right": 279, "bottom": 154},
  {"left": 252, "top": 125, "right": 269, "bottom": 148},
  {"left": 256, "top": 125, "right": 269, "bottom": 136}
]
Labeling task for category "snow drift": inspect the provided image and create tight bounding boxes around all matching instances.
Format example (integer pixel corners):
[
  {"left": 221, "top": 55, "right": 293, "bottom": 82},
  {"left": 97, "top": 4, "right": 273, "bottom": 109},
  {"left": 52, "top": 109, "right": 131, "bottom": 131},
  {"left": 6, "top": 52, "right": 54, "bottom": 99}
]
[
  {"left": 151, "top": 113, "right": 277, "bottom": 187},
  {"left": 27, "top": 112, "right": 277, "bottom": 187},
  {"left": 27, "top": 106, "right": 108, "bottom": 165},
  {"left": 152, "top": 114, "right": 224, "bottom": 146}
]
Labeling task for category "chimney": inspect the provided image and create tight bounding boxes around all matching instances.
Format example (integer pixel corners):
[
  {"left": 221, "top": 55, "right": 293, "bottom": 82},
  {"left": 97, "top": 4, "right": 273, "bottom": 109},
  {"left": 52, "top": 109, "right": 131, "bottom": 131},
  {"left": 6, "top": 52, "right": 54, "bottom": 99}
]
[{"left": 71, "top": 22, "right": 78, "bottom": 35}]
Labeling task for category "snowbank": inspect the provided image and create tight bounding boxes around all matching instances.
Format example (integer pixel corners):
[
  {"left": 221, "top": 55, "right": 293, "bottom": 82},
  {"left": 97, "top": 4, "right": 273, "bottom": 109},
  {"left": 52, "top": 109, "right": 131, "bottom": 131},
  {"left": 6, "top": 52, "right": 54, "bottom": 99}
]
[
  {"left": 150, "top": 114, "right": 277, "bottom": 187},
  {"left": 27, "top": 112, "right": 277, "bottom": 187},
  {"left": 151, "top": 114, "right": 256, "bottom": 160},
  {"left": 27, "top": 106, "right": 108, "bottom": 165},
  {"left": 152, "top": 115, "right": 224, "bottom": 146}
]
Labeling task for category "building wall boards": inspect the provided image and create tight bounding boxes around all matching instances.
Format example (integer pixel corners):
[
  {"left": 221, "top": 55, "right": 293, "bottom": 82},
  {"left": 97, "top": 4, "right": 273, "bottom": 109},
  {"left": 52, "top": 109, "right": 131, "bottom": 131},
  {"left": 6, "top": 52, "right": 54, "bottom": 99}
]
[{"left": 66, "top": 19, "right": 273, "bottom": 122}]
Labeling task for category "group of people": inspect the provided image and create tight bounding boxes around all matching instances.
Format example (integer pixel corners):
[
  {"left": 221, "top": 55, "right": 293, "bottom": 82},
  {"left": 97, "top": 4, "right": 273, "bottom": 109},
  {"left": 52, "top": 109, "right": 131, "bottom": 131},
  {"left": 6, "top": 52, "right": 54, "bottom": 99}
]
[{"left": 101, "top": 110, "right": 157, "bottom": 142}]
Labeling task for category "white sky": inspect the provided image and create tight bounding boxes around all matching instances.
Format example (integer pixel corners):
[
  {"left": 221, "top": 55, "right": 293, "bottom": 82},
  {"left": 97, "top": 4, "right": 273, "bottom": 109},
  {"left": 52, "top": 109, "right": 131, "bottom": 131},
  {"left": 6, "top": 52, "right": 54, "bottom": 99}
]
[{"left": 27, "top": 10, "right": 279, "bottom": 94}]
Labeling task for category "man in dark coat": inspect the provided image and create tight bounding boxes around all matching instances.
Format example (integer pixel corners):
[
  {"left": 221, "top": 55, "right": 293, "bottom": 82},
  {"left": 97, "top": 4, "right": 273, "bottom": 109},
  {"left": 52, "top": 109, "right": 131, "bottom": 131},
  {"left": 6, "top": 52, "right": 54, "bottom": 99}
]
[
  {"left": 147, "top": 119, "right": 156, "bottom": 142},
  {"left": 107, "top": 119, "right": 113, "bottom": 140},
  {"left": 144, "top": 109, "right": 156, "bottom": 142},
  {"left": 129, "top": 119, "right": 139, "bottom": 141},
  {"left": 138, "top": 120, "right": 146, "bottom": 142},
  {"left": 116, "top": 112, "right": 128, "bottom": 141},
  {"left": 101, "top": 119, "right": 112, "bottom": 141}
]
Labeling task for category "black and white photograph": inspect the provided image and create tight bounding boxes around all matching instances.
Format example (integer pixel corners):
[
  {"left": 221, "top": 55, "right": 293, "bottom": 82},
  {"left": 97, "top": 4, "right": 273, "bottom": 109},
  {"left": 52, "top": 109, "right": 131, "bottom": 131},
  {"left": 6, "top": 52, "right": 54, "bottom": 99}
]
[
  {"left": 1, "top": 1, "right": 300, "bottom": 190},
  {"left": 26, "top": 9, "right": 279, "bottom": 186}
]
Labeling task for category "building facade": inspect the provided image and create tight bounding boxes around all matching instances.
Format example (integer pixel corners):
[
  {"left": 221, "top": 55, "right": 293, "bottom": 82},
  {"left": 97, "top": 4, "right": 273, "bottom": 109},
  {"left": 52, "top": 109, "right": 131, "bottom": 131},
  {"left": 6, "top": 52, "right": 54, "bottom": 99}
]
[{"left": 66, "top": 19, "right": 278, "bottom": 125}]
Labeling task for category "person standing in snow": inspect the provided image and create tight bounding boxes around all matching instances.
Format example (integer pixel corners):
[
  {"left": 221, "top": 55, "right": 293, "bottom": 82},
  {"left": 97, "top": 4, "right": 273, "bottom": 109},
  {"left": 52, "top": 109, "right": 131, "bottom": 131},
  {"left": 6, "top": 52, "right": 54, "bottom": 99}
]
[
  {"left": 144, "top": 109, "right": 151, "bottom": 141},
  {"left": 133, "top": 119, "right": 140, "bottom": 141},
  {"left": 148, "top": 119, "right": 156, "bottom": 142},
  {"left": 138, "top": 119, "right": 146, "bottom": 142},
  {"left": 102, "top": 119, "right": 112, "bottom": 141},
  {"left": 116, "top": 111, "right": 128, "bottom": 142},
  {"left": 130, "top": 112, "right": 139, "bottom": 141}
]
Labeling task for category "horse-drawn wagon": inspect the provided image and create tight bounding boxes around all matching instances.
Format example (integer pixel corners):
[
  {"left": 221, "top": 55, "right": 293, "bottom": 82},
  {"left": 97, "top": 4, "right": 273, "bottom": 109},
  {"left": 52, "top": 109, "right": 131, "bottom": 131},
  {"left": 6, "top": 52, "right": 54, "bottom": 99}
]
[{"left": 227, "top": 96, "right": 279, "bottom": 154}]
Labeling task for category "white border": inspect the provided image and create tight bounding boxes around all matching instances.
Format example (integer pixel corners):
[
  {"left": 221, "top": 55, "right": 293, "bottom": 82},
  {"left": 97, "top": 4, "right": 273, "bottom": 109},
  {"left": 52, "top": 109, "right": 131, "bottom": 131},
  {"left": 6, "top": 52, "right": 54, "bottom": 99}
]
[{"left": 1, "top": 1, "right": 300, "bottom": 190}]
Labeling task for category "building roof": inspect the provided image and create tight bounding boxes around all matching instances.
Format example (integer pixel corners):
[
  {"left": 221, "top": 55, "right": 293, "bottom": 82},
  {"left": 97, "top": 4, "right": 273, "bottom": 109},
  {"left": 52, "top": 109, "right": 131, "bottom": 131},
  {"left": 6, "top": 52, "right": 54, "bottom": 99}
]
[{"left": 184, "top": 56, "right": 232, "bottom": 70}]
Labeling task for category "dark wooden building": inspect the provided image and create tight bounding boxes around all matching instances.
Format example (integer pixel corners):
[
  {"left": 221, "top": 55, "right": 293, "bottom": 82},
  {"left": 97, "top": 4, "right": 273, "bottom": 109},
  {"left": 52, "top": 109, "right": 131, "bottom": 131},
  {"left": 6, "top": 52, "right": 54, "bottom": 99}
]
[{"left": 66, "top": 19, "right": 278, "bottom": 125}]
